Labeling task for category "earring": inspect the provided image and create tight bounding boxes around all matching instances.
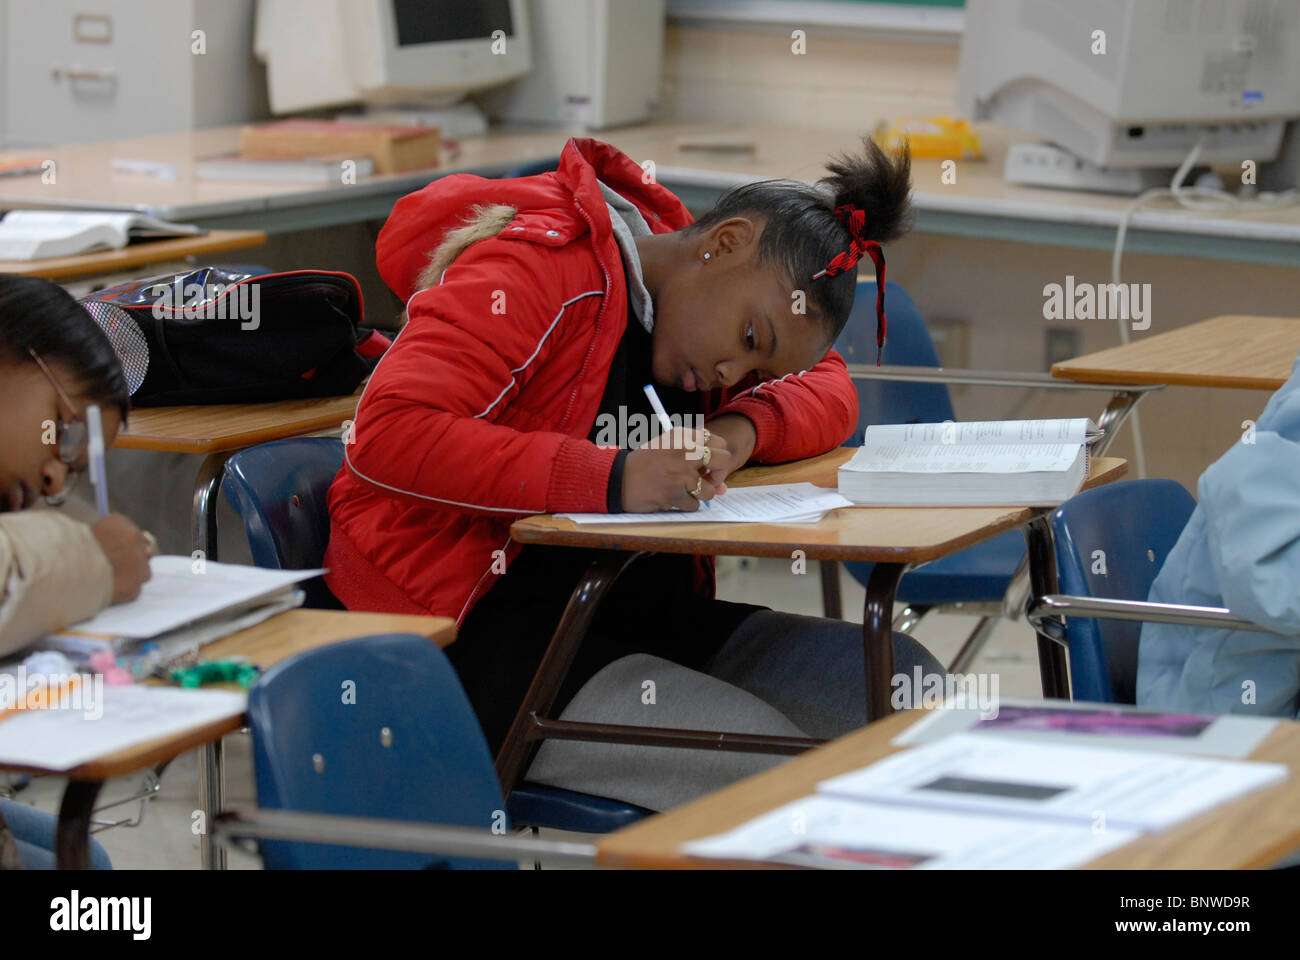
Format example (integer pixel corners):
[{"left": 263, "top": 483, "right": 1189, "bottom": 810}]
[{"left": 702, "top": 252, "right": 711, "bottom": 263}]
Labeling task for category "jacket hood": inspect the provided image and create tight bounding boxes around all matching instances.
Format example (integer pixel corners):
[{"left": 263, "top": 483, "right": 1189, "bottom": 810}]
[{"left": 376, "top": 137, "right": 695, "bottom": 302}]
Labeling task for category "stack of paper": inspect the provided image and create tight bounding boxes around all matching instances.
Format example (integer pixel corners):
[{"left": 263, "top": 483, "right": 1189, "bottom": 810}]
[
  {"left": 559, "top": 482, "right": 852, "bottom": 524},
  {"left": 683, "top": 796, "right": 1139, "bottom": 870},
  {"left": 0, "top": 685, "right": 247, "bottom": 771},
  {"left": 685, "top": 733, "right": 1286, "bottom": 869},
  {"left": 816, "top": 733, "right": 1286, "bottom": 833}
]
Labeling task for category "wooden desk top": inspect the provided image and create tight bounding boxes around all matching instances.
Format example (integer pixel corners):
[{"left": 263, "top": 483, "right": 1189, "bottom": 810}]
[
  {"left": 511, "top": 448, "right": 1127, "bottom": 563},
  {"left": 116, "top": 385, "right": 364, "bottom": 454},
  {"left": 0, "top": 609, "right": 454, "bottom": 782},
  {"left": 596, "top": 709, "right": 1300, "bottom": 870},
  {"left": 0, "top": 229, "right": 266, "bottom": 281},
  {"left": 1052, "top": 315, "right": 1300, "bottom": 391}
]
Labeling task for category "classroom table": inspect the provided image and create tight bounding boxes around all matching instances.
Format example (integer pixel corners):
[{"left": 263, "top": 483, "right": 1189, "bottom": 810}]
[
  {"left": 0, "top": 608, "right": 455, "bottom": 870},
  {"left": 496, "top": 448, "right": 1127, "bottom": 795},
  {"left": 1052, "top": 314, "right": 1300, "bottom": 392},
  {"left": 594, "top": 707, "right": 1300, "bottom": 870},
  {"left": 115, "top": 385, "right": 364, "bottom": 560},
  {"left": 0, "top": 229, "right": 267, "bottom": 282}
]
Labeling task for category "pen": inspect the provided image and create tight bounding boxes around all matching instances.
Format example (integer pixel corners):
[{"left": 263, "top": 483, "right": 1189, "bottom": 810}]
[
  {"left": 643, "top": 383, "right": 675, "bottom": 438},
  {"left": 643, "top": 382, "right": 713, "bottom": 508},
  {"left": 86, "top": 404, "right": 108, "bottom": 517}
]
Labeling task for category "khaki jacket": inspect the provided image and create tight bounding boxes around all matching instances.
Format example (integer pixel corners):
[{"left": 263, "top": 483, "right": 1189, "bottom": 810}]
[{"left": 0, "top": 511, "right": 113, "bottom": 659}]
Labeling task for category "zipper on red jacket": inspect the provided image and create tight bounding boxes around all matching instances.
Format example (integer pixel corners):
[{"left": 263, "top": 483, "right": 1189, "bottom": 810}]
[{"left": 558, "top": 196, "right": 612, "bottom": 432}]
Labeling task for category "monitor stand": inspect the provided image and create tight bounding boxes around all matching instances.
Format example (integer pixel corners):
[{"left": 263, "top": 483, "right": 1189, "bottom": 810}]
[
  {"left": 1004, "top": 143, "right": 1168, "bottom": 195},
  {"left": 339, "top": 101, "right": 489, "bottom": 140}
]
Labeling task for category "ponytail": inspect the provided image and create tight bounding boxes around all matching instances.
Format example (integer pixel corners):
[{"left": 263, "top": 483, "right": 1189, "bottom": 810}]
[{"left": 685, "top": 136, "right": 913, "bottom": 349}]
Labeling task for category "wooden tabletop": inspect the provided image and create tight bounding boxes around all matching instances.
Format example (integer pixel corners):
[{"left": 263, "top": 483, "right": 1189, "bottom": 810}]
[
  {"left": 0, "top": 229, "right": 267, "bottom": 281},
  {"left": 596, "top": 708, "right": 1300, "bottom": 870},
  {"left": 1052, "top": 315, "right": 1300, "bottom": 391},
  {"left": 0, "top": 609, "right": 454, "bottom": 782},
  {"left": 116, "top": 384, "right": 364, "bottom": 454},
  {"left": 511, "top": 448, "right": 1128, "bottom": 563}
]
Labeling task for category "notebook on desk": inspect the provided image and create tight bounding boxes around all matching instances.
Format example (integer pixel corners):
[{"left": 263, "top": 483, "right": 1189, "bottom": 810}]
[{"left": 44, "top": 557, "right": 323, "bottom": 654}]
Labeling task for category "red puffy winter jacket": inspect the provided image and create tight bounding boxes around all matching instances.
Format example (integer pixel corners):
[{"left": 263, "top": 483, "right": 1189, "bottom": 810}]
[{"left": 324, "top": 137, "right": 859, "bottom": 623}]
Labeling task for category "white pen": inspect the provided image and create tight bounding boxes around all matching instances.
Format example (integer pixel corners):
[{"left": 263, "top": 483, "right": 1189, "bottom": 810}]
[
  {"left": 643, "top": 383, "right": 675, "bottom": 437},
  {"left": 85, "top": 404, "right": 108, "bottom": 517},
  {"left": 643, "top": 383, "right": 712, "bottom": 508}
]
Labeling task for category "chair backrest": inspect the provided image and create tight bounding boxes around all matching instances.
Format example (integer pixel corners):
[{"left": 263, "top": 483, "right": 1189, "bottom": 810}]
[
  {"left": 833, "top": 281, "right": 955, "bottom": 446},
  {"left": 222, "top": 437, "right": 344, "bottom": 608},
  {"left": 247, "top": 633, "right": 515, "bottom": 869},
  {"left": 1050, "top": 478, "right": 1197, "bottom": 704}
]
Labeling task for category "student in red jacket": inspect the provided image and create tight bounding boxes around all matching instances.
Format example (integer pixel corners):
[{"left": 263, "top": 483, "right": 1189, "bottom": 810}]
[{"left": 326, "top": 136, "right": 943, "bottom": 758}]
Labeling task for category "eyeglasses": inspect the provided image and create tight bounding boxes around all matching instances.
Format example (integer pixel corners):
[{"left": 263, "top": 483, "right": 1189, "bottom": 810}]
[{"left": 28, "top": 348, "right": 88, "bottom": 504}]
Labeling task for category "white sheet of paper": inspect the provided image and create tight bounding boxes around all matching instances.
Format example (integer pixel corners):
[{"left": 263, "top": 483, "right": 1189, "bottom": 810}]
[
  {"left": 682, "top": 795, "right": 1138, "bottom": 869},
  {"left": 0, "top": 685, "right": 247, "bottom": 771},
  {"left": 817, "top": 733, "right": 1287, "bottom": 832},
  {"left": 892, "top": 697, "right": 1279, "bottom": 760},
  {"left": 558, "top": 482, "right": 853, "bottom": 524},
  {"left": 59, "top": 556, "right": 324, "bottom": 640}
]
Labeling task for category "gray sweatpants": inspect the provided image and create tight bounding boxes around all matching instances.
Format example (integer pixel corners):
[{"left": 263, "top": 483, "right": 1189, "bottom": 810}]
[{"left": 525, "top": 611, "right": 945, "bottom": 813}]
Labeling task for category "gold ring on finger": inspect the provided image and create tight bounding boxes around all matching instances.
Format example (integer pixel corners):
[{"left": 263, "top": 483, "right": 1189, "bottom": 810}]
[
  {"left": 691, "top": 476, "right": 704, "bottom": 499},
  {"left": 701, "top": 446, "right": 712, "bottom": 468}
]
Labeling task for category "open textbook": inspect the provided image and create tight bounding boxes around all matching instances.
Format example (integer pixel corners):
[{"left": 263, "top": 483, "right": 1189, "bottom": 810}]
[
  {"left": 558, "top": 482, "right": 853, "bottom": 525},
  {"left": 46, "top": 556, "right": 322, "bottom": 647},
  {"left": 838, "top": 418, "right": 1100, "bottom": 506},
  {"left": 0, "top": 210, "right": 204, "bottom": 261}
]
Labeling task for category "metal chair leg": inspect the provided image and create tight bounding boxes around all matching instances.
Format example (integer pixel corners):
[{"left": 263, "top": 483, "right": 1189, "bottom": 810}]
[{"left": 1024, "top": 514, "right": 1071, "bottom": 700}]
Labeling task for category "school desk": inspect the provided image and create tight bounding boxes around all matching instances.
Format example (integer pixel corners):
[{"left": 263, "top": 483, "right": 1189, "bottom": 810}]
[
  {"left": 0, "top": 608, "right": 455, "bottom": 870},
  {"left": 1052, "top": 314, "right": 1300, "bottom": 392},
  {"left": 2, "top": 123, "right": 1298, "bottom": 266},
  {"left": 0, "top": 229, "right": 266, "bottom": 282},
  {"left": 497, "top": 448, "right": 1128, "bottom": 795},
  {"left": 594, "top": 707, "right": 1300, "bottom": 870},
  {"left": 115, "top": 385, "right": 364, "bottom": 561}
]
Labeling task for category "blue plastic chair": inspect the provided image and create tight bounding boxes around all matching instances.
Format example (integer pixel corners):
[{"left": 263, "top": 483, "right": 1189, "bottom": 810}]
[
  {"left": 834, "top": 281, "right": 1028, "bottom": 661},
  {"left": 247, "top": 633, "right": 515, "bottom": 869},
  {"left": 1048, "top": 479, "right": 1197, "bottom": 703},
  {"left": 222, "top": 438, "right": 652, "bottom": 836},
  {"left": 222, "top": 437, "right": 345, "bottom": 609}
]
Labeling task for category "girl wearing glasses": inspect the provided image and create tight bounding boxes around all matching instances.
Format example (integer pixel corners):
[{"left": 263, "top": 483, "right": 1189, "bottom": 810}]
[
  {"left": 0, "top": 274, "right": 158, "bottom": 870},
  {"left": 0, "top": 274, "right": 154, "bottom": 658}
]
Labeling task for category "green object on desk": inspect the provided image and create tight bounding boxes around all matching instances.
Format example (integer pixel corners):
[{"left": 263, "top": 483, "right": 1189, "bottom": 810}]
[{"left": 170, "top": 661, "right": 260, "bottom": 689}]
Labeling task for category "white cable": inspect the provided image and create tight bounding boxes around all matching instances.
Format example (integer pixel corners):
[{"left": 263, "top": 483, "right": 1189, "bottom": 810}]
[{"left": 1108, "top": 136, "right": 1299, "bottom": 479}]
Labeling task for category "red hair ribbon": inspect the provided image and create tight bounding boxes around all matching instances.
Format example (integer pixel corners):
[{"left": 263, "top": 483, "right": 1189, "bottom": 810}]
[{"left": 813, "top": 204, "right": 887, "bottom": 364}]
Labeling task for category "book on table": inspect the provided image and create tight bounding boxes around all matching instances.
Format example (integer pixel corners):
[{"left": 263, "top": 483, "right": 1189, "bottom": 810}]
[
  {"left": 0, "top": 211, "right": 204, "bottom": 261},
  {"left": 837, "top": 418, "right": 1101, "bottom": 506}
]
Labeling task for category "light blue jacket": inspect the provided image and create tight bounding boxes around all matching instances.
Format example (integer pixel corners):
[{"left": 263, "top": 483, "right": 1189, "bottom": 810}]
[{"left": 1138, "top": 350, "right": 1300, "bottom": 717}]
